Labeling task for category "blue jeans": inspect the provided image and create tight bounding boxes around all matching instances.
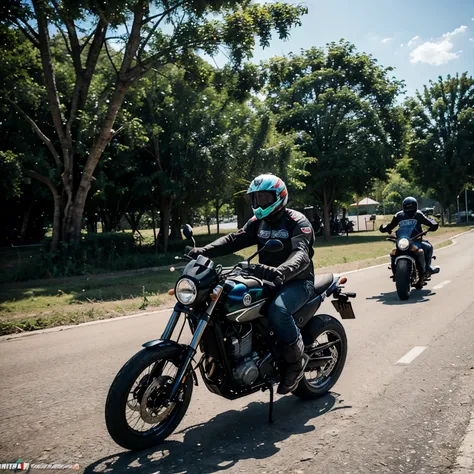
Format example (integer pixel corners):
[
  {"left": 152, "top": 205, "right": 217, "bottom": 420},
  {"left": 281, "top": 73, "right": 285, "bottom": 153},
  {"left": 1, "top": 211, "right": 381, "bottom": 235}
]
[{"left": 268, "top": 280, "right": 315, "bottom": 344}]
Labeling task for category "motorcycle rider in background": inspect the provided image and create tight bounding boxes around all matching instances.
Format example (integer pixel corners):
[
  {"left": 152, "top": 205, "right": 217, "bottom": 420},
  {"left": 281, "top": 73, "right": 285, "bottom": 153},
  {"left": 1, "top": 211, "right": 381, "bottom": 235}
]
[
  {"left": 188, "top": 174, "right": 315, "bottom": 395},
  {"left": 379, "top": 197, "right": 440, "bottom": 285}
]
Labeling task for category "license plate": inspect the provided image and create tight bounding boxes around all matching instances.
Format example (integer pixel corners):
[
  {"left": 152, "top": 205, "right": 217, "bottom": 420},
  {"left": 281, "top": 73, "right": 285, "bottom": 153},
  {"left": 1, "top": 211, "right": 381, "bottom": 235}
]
[{"left": 332, "top": 299, "right": 356, "bottom": 319}]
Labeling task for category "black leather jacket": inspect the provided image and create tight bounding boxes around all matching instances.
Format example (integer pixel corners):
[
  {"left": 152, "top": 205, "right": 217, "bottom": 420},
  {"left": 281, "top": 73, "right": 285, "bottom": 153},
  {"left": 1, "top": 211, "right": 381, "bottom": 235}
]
[
  {"left": 199, "top": 208, "right": 315, "bottom": 283},
  {"left": 382, "top": 210, "right": 439, "bottom": 238}
]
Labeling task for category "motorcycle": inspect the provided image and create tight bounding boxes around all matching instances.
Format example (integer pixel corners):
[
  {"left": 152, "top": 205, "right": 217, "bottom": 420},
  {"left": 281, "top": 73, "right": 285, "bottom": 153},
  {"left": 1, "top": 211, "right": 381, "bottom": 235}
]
[
  {"left": 386, "top": 223, "right": 438, "bottom": 300},
  {"left": 105, "top": 225, "right": 356, "bottom": 451}
]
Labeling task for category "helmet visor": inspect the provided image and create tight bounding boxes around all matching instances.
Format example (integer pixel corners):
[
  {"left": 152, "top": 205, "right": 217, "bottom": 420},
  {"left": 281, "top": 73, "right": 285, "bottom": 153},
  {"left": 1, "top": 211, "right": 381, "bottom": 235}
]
[{"left": 250, "top": 191, "right": 277, "bottom": 210}]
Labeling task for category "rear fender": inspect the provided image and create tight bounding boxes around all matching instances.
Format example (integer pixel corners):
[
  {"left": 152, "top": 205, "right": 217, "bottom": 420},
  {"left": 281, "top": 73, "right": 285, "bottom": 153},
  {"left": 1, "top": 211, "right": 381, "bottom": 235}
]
[{"left": 301, "top": 314, "right": 340, "bottom": 346}]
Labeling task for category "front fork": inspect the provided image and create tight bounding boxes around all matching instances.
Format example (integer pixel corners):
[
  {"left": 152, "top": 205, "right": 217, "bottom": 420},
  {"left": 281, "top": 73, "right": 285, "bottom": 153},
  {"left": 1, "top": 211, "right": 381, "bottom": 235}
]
[{"left": 168, "top": 285, "right": 224, "bottom": 401}]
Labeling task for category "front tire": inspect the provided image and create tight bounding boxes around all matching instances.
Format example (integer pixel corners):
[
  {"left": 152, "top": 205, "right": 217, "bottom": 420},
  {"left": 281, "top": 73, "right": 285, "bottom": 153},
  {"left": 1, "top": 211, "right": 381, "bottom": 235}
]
[
  {"left": 294, "top": 315, "right": 347, "bottom": 400},
  {"left": 105, "top": 345, "right": 193, "bottom": 451},
  {"left": 395, "top": 259, "right": 411, "bottom": 301}
]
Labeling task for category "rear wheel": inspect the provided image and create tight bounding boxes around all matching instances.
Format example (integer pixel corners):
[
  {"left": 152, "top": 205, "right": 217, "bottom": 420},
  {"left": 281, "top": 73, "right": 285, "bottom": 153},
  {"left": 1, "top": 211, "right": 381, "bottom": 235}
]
[
  {"left": 105, "top": 346, "right": 193, "bottom": 451},
  {"left": 293, "top": 316, "right": 347, "bottom": 400},
  {"left": 395, "top": 259, "right": 411, "bottom": 301}
]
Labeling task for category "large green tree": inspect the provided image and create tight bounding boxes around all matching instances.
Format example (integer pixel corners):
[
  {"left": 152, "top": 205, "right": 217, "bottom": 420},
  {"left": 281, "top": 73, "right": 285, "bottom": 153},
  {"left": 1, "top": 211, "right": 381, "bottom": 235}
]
[
  {"left": 405, "top": 73, "right": 474, "bottom": 221},
  {"left": 264, "top": 41, "right": 405, "bottom": 238},
  {"left": 1, "top": 0, "right": 306, "bottom": 250}
]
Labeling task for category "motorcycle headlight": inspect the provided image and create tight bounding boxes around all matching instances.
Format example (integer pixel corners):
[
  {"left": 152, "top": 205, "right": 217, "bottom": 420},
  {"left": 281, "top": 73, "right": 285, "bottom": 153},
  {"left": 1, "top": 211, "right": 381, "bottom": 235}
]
[
  {"left": 175, "top": 278, "right": 197, "bottom": 305},
  {"left": 397, "top": 237, "right": 410, "bottom": 251}
]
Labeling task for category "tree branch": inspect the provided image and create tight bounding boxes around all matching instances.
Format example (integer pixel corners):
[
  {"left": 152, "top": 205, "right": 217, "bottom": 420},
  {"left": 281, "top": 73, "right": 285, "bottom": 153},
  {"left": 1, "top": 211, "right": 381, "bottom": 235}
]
[
  {"left": 104, "top": 39, "right": 119, "bottom": 76},
  {"left": 32, "top": 0, "right": 69, "bottom": 156},
  {"left": 53, "top": 21, "right": 73, "bottom": 56},
  {"left": 5, "top": 98, "right": 61, "bottom": 169},
  {"left": 138, "top": 1, "right": 186, "bottom": 59},
  {"left": 23, "top": 168, "right": 59, "bottom": 197},
  {"left": 12, "top": 19, "right": 40, "bottom": 47},
  {"left": 80, "top": 30, "right": 95, "bottom": 52}
]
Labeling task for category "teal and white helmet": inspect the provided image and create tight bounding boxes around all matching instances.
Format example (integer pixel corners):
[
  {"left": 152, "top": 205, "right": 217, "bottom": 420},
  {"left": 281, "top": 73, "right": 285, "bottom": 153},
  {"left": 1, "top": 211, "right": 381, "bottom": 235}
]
[{"left": 247, "top": 174, "right": 289, "bottom": 220}]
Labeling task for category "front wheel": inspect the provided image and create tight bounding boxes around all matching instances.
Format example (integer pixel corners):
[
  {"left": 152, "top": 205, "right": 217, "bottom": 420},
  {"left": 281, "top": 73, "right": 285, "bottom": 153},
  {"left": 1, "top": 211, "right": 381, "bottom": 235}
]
[
  {"left": 105, "top": 345, "right": 193, "bottom": 451},
  {"left": 395, "top": 259, "right": 411, "bottom": 301},
  {"left": 293, "top": 315, "right": 347, "bottom": 400}
]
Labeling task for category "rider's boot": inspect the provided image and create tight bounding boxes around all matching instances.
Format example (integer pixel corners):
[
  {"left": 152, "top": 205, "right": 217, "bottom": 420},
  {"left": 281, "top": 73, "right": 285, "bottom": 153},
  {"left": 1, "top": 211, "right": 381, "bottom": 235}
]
[
  {"left": 427, "top": 265, "right": 440, "bottom": 274},
  {"left": 277, "top": 334, "right": 309, "bottom": 395}
]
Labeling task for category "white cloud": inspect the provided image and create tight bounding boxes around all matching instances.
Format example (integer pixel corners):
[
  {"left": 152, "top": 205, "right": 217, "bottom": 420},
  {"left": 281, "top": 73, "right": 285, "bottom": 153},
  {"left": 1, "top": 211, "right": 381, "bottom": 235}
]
[
  {"left": 381, "top": 37, "right": 393, "bottom": 44},
  {"left": 408, "top": 36, "right": 420, "bottom": 47},
  {"left": 442, "top": 25, "right": 468, "bottom": 39},
  {"left": 470, "top": 38, "right": 474, "bottom": 42},
  {"left": 409, "top": 26, "right": 468, "bottom": 65},
  {"left": 400, "top": 43, "right": 404, "bottom": 47}
]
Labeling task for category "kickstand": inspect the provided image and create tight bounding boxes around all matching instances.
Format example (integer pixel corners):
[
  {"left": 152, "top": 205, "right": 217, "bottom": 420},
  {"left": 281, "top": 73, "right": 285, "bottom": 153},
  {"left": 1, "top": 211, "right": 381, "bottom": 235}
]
[{"left": 265, "top": 378, "right": 274, "bottom": 424}]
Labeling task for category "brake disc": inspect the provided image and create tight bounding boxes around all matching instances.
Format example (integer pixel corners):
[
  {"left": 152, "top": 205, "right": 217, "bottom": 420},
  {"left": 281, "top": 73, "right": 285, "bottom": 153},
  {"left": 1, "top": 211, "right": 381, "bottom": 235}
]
[{"left": 140, "top": 376, "right": 176, "bottom": 424}]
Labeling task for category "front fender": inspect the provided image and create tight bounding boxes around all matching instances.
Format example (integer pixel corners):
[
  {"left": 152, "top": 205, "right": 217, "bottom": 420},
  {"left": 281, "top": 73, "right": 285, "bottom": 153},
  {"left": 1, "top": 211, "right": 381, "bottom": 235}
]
[
  {"left": 142, "top": 339, "right": 183, "bottom": 351},
  {"left": 394, "top": 255, "right": 416, "bottom": 266}
]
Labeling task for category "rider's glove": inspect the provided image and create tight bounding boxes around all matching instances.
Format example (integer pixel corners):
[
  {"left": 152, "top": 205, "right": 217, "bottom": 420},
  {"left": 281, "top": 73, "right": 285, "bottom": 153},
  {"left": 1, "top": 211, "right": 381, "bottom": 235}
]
[
  {"left": 379, "top": 224, "right": 388, "bottom": 233},
  {"left": 254, "top": 264, "right": 282, "bottom": 283},
  {"left": 430, "top": 223, "right": 439, "bottom": 232},
  {"left": 187, "top": 247, "right": 206, "bottom": 259}
]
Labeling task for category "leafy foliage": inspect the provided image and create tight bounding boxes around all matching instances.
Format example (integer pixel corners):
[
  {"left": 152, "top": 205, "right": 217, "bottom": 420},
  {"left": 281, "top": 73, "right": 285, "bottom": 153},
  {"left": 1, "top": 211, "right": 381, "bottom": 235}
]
[
  {"left": 264, "top": 41, "right": 405, "bottom": 237},
  {"left": 405, "top": 73, "right": 474, "bottom": 208}
]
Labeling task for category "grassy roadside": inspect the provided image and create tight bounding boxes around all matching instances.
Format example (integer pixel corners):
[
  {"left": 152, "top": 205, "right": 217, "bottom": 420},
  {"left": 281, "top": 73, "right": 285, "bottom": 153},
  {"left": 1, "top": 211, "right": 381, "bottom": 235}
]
[{"left": 1, "top": 224, "right": 471, "bottom": 336}]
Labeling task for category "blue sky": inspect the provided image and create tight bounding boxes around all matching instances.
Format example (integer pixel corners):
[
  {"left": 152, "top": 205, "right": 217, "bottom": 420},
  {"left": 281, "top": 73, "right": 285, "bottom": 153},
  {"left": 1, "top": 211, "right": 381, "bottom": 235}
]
[{"left": 248, "top": 0, "right": 474, "bottom": 97}]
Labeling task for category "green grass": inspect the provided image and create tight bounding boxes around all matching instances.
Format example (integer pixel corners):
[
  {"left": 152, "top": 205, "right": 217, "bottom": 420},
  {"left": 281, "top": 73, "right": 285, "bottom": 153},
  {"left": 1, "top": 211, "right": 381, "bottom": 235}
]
[{"left": 0, "top": 222, "right": 471, "bottom": 336}]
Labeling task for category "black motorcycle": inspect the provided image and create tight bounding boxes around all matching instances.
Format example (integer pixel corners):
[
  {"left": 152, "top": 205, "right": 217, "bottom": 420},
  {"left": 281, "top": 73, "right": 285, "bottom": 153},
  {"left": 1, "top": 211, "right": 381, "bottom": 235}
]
[
  {"left": 105, "top": 225, "right": 356, "bottom": 451},
  {"left": 386, "top": 224, "right": 438, "bottom": 300}
]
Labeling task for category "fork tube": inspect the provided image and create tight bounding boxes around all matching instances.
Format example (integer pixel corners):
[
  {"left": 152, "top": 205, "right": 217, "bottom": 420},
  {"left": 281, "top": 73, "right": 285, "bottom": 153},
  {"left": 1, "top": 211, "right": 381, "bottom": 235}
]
[
  {"left": 169, "top": 286, "right": 223, "bottom": 401},
  {"left": 161, "top": 310, "right": 180, "bottom": 340}
]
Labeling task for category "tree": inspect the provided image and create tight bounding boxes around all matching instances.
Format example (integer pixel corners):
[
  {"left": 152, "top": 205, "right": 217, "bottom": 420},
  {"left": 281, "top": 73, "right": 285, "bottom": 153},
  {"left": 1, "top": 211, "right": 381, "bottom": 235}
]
[
  {"left": 405, "top": 73, "right": 474, "bottom": 222},
  {"left": 1, "top": 0, "right": 306, "bottom": 250},
  {"left": 264, "top": 41, "right": 405, "bottom": 238}
]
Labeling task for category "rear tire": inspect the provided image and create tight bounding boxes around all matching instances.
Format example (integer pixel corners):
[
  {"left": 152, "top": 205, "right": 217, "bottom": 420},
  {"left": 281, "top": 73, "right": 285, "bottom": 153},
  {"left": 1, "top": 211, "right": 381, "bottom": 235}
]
[
  {"left": 395, "top": 259, "right": 411, "bottom": 301},
  {"left": 293, "top": 315, "right": 347, "bottom": 400},
  {"left": 105, "top": 346, "right": 193, "bottom": 451}
]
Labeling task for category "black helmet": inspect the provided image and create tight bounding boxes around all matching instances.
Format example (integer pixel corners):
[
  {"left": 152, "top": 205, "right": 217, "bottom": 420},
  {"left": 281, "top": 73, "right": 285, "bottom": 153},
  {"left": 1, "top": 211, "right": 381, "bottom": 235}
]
[{"left": 402, "top": 197, "right": 418, "bottom": 217}]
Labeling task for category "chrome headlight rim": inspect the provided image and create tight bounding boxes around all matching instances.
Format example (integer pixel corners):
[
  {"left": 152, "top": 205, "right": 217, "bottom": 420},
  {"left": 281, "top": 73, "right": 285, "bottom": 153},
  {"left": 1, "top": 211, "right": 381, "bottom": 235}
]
[
  {"left": 397, "top": 237, "right": 410, "bottom": 251},
  {"left": 175, "top": 278, "right": 197, "bottom": 305}
]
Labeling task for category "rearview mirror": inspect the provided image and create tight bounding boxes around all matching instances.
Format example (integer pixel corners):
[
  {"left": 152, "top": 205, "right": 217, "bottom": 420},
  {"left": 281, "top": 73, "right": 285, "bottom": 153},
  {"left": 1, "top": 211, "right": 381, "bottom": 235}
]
[
  {"left": 264, "top": 239, "right": 284, "bottom": 253},
  {"left": 183, "top": 224, "right": 193, "bottom": 240}
]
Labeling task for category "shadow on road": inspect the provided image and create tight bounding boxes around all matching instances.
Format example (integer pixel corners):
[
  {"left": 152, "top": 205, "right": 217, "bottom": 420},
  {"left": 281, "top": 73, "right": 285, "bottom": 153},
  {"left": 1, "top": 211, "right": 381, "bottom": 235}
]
[
  {"left": 367, "top": 289, "right": 435, "bottom": 305},
  {"left": 85, "top": 393, "right": 349, "bottom": 474}
]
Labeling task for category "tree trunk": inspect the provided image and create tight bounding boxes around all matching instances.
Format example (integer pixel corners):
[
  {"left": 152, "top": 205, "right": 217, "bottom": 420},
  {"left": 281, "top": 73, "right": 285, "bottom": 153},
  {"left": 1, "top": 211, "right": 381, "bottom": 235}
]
[
  {"left": 20, "top": 204, "right": 33, "bottom": 243},
  {"left": 51, "top": 195, "right": 62, "bottom": 252},
  {"left": 215, "top": 199, "right": 220, "bottom": 234},
  {"left": 160, "top": 198, "right": 172, "bottom": 254},
  {"left": 151, "top": 206, "right": 157, "bottom": 253},
  {"left": 323, "top": 189, "right": 331, "bottom": 241},
  {"left": 170, "top": 206, "right": 182, "bottom": 241},
  {"left": 206, "top": 216, "right": 211, "bottom": 235}
]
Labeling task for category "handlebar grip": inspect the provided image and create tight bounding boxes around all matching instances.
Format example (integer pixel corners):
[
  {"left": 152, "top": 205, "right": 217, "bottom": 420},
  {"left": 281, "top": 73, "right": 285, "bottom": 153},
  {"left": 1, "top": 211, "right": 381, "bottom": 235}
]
[
  {"left": 344, "top": 292, "right": 356, "bottom": 298},
  {"left": 185, "top": 245, "right": 193, "bottom": 254}
]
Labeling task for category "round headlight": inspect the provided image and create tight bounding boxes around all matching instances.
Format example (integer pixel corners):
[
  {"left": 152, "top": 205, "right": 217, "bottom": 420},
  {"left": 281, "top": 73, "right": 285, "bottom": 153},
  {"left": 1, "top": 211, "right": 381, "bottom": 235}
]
[
  {"left": 176, "top": 278, "right": 197, "bottom": 305},
  {"left": 397, "top": 237, "right": 410, "bottom": 251}
]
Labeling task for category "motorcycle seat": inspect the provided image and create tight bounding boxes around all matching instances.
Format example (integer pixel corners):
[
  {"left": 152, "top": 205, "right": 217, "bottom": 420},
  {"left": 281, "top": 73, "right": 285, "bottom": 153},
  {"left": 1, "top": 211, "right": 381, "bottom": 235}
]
[{"left": 313, "top": 273, "right": 334, "bottom": 295}]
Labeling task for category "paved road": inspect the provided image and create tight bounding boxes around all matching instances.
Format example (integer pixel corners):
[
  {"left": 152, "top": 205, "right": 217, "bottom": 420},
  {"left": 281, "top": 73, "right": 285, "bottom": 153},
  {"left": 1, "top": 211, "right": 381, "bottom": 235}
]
[{"left": 1, "top": 231, "right": 474, "bottom": 474}]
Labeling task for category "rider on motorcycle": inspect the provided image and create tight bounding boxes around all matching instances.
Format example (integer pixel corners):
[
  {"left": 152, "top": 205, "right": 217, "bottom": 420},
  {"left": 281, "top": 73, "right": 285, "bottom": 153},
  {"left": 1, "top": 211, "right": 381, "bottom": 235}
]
[
  {"left": 379, "top": 197, "right": 440, "bottom": 278},
  {"left": 188, "top": 174, "right": 315, "bottom": 395}
]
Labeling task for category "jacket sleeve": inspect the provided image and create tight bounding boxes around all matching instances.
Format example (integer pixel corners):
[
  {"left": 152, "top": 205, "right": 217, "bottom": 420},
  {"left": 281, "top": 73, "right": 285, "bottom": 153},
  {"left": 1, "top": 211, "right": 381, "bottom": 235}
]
[
  {"left": 419, "top": 212, "right": 439, "bottom": 231},
  {"left": 276, "top": 223, "right": 313, "bottom": 282},
  {"left": 384, "top": 214, "right": 399, "bottom": 233},
  {"left": 199, "top": 218, "right": 259, "bottom": 258}
]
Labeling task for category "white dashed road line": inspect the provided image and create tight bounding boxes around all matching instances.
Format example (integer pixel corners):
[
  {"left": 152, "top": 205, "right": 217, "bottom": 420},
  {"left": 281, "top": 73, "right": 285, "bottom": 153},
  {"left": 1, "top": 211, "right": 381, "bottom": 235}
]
[
  {"left": 432, "top": 280, "right": 451, "bottom": 290},
  {"left": 396, "top": 346, "right": 427, "bottom": 365}
]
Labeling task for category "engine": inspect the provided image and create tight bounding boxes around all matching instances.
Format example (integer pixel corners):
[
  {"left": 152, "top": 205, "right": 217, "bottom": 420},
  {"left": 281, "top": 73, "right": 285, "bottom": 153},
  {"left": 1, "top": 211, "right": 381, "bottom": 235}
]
[{"left": 225, "top": 324, "right": 260, "bottom": 386}]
